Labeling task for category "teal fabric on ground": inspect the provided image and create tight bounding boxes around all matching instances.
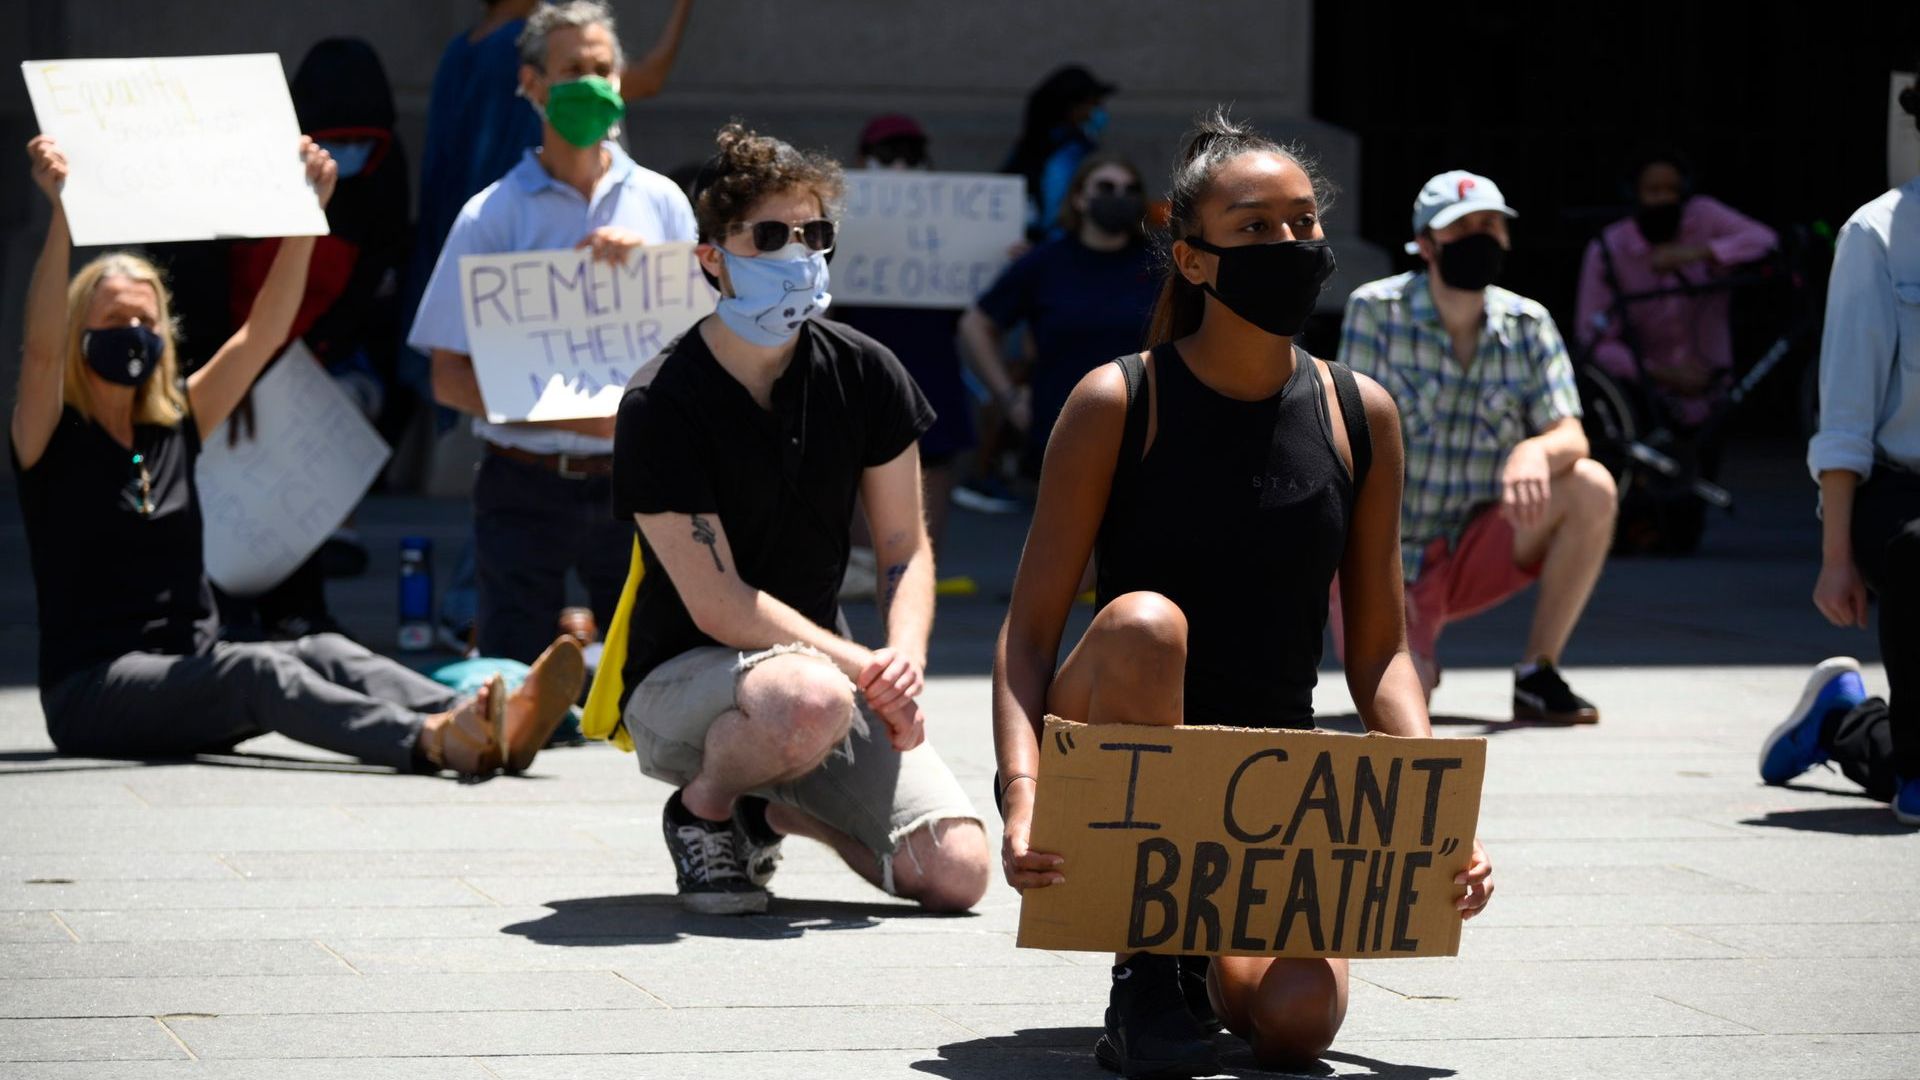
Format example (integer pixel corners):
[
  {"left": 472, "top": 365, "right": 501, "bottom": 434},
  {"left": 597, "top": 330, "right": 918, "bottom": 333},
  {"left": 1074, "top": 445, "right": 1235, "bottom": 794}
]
[{"left": 430, "top": 657, "right": 583, "bottom": 742}]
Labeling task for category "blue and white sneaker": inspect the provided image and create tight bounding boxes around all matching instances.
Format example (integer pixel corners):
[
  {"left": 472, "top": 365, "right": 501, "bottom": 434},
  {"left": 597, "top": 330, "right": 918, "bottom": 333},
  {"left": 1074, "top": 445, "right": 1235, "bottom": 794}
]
[
  {"left": 1894, "top": 777, "right": 1920, "bottom": 826},
  {"left": 1759, "top": 657, "right": 1865, "bottom": 786}
]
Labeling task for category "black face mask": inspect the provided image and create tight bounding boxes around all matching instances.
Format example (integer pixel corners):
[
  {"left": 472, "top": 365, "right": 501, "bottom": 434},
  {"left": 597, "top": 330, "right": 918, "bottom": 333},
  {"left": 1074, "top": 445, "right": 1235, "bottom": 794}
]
[
  {"left": 1086, "top": 192, "right": 1144, "bottom": 235},
  {"left": 1185, "top": 236, "right": 1336, "bottom": 337},
  {"left": 1635, "top": 199, "right": 1685, "bottom": 244},
  {"left": 1432, "top": 232, "right": 1506, "bottom": 291},
  {"left": 81, "top": 325, "right": 165, "bottom": 387}
]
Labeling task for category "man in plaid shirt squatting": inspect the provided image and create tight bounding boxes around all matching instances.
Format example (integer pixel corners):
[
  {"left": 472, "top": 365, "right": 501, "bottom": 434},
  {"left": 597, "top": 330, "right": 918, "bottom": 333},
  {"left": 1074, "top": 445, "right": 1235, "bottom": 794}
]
[{"left": 1333, "top": 171, "right": 1617, "bottom": 724}]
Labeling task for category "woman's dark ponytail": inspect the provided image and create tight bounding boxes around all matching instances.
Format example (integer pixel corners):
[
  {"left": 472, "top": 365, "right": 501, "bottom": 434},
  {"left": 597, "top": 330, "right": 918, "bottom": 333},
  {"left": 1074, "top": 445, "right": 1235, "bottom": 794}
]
[{"left": 1144, "top": 108, "right": 1333, "bottom": 347}]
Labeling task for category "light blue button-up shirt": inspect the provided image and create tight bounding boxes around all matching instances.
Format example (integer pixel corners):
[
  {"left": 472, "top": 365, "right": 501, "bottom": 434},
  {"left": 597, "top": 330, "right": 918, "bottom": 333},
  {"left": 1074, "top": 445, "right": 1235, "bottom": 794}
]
[
  {"left": 409, "top": 142, "right": 698, "bottom": 455},
  {"left": 1809, "top": 176, "right": 1920, "bottom": 481}
]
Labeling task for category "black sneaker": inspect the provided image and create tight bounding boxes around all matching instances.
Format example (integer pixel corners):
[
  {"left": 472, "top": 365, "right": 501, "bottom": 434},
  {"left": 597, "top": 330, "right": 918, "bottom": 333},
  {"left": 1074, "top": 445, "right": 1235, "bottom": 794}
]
[
  {"left": 1177, "top": 956, "right": 1221, "bottom": 1034},
  {"left": 1094, "top": 953, "right": 1218, "bottom": 1079},
  {"left": 1513, "top": 660, "right": 1600, "bottom": 724},
  {"left": 732, "top": 795, "right": 784, "bottom": 889},
  {"left": 663, "top": 792, "right": 768, "bottom": 915}
]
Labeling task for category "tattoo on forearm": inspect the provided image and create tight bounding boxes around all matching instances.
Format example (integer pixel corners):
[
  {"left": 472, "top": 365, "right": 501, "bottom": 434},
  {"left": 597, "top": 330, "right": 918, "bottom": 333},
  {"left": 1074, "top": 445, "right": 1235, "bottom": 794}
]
[
  {"left": 882, "top": 563, "right": 907, "bottom": 609},
  {"left": 690, "top": 514, "right": 724, "bottom": 572}
]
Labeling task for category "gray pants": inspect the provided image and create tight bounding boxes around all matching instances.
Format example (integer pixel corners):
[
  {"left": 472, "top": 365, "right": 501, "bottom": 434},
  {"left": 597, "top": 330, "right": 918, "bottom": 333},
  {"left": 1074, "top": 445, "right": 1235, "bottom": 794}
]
[{"left": 41, "top": 634, "right": 457, "bottom": 770}]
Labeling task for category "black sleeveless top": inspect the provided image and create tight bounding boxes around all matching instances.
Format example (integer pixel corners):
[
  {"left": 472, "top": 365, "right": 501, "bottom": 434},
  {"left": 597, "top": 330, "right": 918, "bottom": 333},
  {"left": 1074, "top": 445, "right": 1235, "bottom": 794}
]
[{"left": 1095, "top": 342, "right": 1370, "bottom": 730}]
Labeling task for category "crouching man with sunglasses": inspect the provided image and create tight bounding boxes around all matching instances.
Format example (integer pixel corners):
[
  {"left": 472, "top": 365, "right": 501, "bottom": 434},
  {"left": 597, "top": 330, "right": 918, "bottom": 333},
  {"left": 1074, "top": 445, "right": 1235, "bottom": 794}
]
[{"left": 611, "top": 122, "right": 992, "bottom": 915}]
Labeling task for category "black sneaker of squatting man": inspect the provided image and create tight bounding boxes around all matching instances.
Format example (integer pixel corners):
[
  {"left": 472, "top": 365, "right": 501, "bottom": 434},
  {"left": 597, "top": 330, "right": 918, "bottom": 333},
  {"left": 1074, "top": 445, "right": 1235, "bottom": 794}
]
[
  {"left": 663, "top": 791, "right": 768, "bottom": 915},
  {"left": 1513, "top": 660, "right": 1600, "bottom": 724},
  {"left": 732, "top": 795, "right": 785, "bottom": 888}
]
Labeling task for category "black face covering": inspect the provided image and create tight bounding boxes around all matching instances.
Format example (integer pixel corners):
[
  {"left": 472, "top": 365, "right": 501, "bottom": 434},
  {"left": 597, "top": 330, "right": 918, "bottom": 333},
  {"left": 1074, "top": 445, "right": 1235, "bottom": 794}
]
[
  {"left": 1087, "top": 192, "right": 1145, "bottom": 235},
  {"left": 1184, "top": 236, "right": 1336, "bottom": 337},
  {"left": 1635, "top": 200, "right": 1686, "bottom": 245},
  {"left": 81, "top": 325, "right": 165, "bottom": 387},
  {"left": 1433, "top": 232, "right": 1506, "bottom": 291}
]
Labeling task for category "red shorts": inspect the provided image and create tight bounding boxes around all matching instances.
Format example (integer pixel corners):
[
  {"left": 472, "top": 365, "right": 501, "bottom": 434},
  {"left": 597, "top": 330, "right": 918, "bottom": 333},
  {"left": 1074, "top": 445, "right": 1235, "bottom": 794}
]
[{"left": 1330, "top": 507, "right": 1540, "bottom": 664}]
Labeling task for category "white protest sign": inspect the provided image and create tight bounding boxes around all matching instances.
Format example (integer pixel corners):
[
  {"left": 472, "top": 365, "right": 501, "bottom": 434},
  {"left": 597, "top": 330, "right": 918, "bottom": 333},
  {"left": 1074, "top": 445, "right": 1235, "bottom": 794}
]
[
  {"left": 458, "top": 243, "right": 717, "bottom": 422},
  {"left": 197, "top": 342, "right": 390, "bottom": 596},
  {"left": 21, "top": 54, "right": 329, "bottom": 247},
  {"left": 833, "top": 171, "right": 1025, "bottom": 308}
]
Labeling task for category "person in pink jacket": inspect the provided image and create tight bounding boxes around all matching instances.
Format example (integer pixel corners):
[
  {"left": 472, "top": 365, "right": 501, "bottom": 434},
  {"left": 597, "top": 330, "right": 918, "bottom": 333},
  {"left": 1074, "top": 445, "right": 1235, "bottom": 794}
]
[{"left": 1575, "top": 150, "right": 1777, "bottom": 428}]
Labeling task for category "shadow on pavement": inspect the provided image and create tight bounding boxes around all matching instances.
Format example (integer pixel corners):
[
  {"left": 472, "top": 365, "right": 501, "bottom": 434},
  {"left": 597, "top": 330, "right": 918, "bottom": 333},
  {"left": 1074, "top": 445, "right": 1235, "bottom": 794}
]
[
  {"left": 1739, "top": 806, "right": 1915, "bottom": 835},
  {"left": 910, "top": 1031, "right": 1457, "bottom": 1079},
  {"left": 500, "top": 894, "right": 976, "bottom": 945}
]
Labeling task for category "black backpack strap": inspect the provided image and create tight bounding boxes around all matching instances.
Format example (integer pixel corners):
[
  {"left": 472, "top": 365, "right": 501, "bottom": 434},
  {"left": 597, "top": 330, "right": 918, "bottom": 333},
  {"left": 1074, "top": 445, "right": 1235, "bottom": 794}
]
[{"left": 1327, "top": 359, "right": 1372, "bottom": 491}]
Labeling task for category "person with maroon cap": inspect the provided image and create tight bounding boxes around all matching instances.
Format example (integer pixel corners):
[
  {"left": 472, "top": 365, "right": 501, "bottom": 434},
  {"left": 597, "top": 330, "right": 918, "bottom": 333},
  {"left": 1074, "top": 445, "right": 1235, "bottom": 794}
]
[{"left": 833, "top": 115, "right": 978, "bottom": 594}]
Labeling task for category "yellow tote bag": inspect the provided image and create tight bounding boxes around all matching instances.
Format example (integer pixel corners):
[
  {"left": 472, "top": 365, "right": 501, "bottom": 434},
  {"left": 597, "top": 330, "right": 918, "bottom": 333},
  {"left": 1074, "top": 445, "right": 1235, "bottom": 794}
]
[{"left": 580, "top": 537, "right": 644, "bottom": 751}]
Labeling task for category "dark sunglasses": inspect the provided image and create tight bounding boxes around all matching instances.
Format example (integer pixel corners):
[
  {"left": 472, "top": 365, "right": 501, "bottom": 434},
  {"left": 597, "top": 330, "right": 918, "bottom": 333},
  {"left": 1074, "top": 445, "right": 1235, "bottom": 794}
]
[
  {"left": 1088, "top": 179, "right": 1144, "bottom": 196},
  {"left": 726, "top": 218, "right": 837, "bottom": 253}
]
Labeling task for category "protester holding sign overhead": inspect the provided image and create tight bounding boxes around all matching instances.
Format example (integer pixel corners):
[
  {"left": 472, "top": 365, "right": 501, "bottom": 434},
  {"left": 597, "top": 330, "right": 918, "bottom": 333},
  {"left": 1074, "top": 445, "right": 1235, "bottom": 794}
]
[
  {"left": 11, "top": 134, "right": 582, "bottom": 777},
  {"left": 992, "top": 112, "right": 1493, "bottom": 1077},
  {"left": 409, "top": 1, "right": 698, "bottom": 665},
  {"left": 959, "top": 154, "right": 1158, "bottom": 477}
]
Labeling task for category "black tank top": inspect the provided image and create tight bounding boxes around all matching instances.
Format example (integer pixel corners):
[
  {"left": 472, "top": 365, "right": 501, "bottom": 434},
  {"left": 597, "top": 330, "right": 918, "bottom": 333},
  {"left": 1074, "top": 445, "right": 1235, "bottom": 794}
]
[{"left": 1095, "top": 342, "right": 1368, "bottom": 729}]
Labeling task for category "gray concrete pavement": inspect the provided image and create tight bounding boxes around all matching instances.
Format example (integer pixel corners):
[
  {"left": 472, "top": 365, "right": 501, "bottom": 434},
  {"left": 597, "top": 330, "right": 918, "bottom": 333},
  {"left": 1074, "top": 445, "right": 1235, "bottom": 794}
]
[{"left": 1, "top": 440, "right": 1915, "bottom": 1076}]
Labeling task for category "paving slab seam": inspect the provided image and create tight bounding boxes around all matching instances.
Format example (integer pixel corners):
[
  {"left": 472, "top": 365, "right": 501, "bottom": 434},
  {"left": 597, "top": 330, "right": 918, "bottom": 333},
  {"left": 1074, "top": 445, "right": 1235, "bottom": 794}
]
[
  {"left": 609, "top": 971, "right": 673, "bottom": 1009},
  {"left": 150, "top": 1016, "right": 197, "bottom": 1060},
  {"left": 1651, "top": 993, "right": 1767, "bottom": 1035}
]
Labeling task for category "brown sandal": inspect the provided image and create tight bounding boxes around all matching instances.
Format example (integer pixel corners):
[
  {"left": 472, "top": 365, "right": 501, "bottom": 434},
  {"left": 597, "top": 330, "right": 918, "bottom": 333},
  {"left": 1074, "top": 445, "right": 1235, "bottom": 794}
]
[
  {"left": 423, "top": 674, "right": 506, "bottom": 776},
  {"left": 505, "top": 636, "right": 586, "bottom": 773}
]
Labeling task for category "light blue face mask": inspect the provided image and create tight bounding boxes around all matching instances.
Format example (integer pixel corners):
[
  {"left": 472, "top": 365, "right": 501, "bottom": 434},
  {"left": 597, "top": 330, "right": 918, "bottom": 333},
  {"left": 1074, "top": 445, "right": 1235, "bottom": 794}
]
[
  {"left": 317, "top": 139, "right": 376, "bottom": 179},
  {"left": 716, "top": 244, "right": 832, "bottom": 346},
  {"left": 1080, "top": 105, "right": 1110, "bottom": 141}
]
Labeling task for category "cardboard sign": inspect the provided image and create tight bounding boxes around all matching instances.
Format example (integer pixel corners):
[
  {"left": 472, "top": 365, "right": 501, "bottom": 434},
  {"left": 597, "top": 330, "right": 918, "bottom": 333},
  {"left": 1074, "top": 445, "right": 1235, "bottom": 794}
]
[
  {"left": 197, "top": 343, "right": 390, "bottom": 596},
  {"left": 458, "top": 244, "right": 716, "bottom": 422},
  {"left": 21, "top": 55, "right": 329, "bottom": 246},
  {"left": 832, "top": 171, "right": 1025, "bottom": 308},
  {"left": 1018, "top": 718, "right": 1486, "bottom": 959}
]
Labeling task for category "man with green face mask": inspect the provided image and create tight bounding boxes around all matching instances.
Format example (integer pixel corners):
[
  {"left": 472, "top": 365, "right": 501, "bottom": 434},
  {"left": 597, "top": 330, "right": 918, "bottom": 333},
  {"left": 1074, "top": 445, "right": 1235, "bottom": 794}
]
[{"left": 409, "top": 0, "right": 698, "bottom": 667}]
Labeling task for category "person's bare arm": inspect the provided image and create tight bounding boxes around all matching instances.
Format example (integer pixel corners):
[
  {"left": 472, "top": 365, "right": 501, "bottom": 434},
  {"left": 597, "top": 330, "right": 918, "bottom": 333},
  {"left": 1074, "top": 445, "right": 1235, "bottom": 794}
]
[
  {"left": 1338, "top": 373, "right": 1430, "bottom": 739},
  {"left": 957, "top": 306, "right": 1030, "bottom": 431},
  {"left": 993, "top": 361, "right": 1129, "bottom": 888},
  {"left": 619, "top": 0, "right": 694, "bottom": 102},
  {"left": 1814, "top": 469, "right": 1870, "bottom": 629},
  {"left": 13, "top": 136, "right": 72, "bottom": 471},
  {"left": 430, "top": 347, "right": 616, "bottom": 439},
  {"left": 188, "top": 138, "right": 337, "bottom": 438},
  {"left": 860, "top": 442, "right": 935, "bottom": 710}
]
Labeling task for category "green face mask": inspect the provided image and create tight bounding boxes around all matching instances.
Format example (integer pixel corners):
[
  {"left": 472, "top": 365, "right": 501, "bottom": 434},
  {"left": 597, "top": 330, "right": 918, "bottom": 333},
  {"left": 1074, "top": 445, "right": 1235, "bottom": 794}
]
[{"left": 543, "top": 75, "right": 626, "bottom": 148}]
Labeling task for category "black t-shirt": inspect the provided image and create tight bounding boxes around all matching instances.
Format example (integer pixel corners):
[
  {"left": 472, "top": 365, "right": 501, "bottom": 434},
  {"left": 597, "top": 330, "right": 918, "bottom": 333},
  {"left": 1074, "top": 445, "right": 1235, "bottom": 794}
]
[
  {"left": 611, "top": 318, "right": 934, "bottom": 701},
  {"left": 12, "top": 406, "right": 219, "bottom": 688}
]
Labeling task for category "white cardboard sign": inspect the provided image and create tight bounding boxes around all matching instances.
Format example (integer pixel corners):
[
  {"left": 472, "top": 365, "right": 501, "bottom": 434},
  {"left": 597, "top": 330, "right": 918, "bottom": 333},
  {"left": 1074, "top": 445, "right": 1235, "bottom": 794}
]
[
  {"left": 458, "top": 243, "right": 716, "bottom": 422},
  {"left": 197, "top": 343, "right": 390, "bottom": 596},
  {"left": 833, "top": 171, "right": 1025, "bottom": 309},
  {"left": 21, "top": 54, "right": 329, "bottom": 247}
]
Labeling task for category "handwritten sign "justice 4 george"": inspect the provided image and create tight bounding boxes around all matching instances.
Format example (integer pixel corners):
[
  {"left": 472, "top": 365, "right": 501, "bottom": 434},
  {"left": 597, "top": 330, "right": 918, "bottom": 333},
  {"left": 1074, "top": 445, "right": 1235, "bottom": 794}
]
[
  {"left": 459, "top": 244, "right": 716, "bottom": 423},
  {"left": 1018, "top": 719, "right": 1486, "bottom": 959}
]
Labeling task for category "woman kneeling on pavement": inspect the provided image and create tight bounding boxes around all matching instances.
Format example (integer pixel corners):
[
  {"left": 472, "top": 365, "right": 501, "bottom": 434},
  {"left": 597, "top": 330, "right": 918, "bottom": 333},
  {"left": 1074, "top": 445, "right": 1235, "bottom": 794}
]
[
  {"left": 12, "top": 136, "right": 582, "bottom": 777},
  {"left": 992, "top": 112, "right": 1496, "bottom": 1076}
]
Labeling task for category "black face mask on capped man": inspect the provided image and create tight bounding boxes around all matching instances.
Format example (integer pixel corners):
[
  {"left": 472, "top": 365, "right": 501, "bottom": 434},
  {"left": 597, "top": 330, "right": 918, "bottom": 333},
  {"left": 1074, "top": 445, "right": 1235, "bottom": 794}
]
[
  {"left": 1184, "top": 236, "right": 1337, "bottom": 337},
  {"left": 1432, "top": 232, "right": 1506, "bottom": 291}
]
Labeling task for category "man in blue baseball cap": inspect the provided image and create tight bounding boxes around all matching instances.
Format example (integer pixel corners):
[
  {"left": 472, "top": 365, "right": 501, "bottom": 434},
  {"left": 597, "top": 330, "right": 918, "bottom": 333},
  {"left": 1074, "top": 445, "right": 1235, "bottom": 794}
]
[{"left": 1334, "top": 170, "right": 1618, "bottom": 724}]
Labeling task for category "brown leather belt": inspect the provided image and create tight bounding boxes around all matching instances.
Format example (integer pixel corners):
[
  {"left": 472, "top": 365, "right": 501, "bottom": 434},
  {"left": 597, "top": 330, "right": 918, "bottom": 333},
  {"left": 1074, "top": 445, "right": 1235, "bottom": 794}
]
[{"left": 485, "top": 442, "right": 614, "bottom": 479}]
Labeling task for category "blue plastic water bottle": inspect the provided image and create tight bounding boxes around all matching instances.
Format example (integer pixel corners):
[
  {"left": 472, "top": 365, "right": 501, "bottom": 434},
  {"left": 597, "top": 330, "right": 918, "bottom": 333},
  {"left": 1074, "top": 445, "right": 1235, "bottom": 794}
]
[{"left": 398, "top": 537, "right": 434, "bottom": 651}]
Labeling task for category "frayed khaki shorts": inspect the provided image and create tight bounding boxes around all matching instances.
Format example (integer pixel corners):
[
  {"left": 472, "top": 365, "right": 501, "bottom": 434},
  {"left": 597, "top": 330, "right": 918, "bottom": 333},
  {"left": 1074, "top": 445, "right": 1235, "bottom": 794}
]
[{"left": 623, "top": 644, "right": 979, "bottom": 889}]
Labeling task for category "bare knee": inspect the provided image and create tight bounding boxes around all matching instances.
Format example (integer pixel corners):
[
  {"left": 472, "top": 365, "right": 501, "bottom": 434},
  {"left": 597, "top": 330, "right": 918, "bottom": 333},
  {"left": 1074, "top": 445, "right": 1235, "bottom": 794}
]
[
  {"left": 890, "top": 818, "right": 992, "bottom": 913},
  {"left": 1563, "top": 458, "right": 1619, "bottom": 525},
  {"left": 738, "top": 655, "right": 856, "bottom": 775},
  {"left": 1094, "top": 592, "right": 1189, "bottom": 654},
  {"left": 1247, "top": 960, "right": 1347, "bottom": 1069}
]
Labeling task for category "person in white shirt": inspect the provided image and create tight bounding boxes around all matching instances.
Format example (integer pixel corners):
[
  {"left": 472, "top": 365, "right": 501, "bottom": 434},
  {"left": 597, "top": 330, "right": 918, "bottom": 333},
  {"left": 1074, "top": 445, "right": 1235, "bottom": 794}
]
[{"left": 409, "top": 1, "right": 697, "bottom": 664}]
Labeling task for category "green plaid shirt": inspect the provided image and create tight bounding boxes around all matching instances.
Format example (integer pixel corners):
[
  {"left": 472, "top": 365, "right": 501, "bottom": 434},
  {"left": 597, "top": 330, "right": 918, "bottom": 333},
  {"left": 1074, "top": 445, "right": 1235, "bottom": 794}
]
[{"left": 1338, "top": 271, "right": 1582, "bottom": 582}]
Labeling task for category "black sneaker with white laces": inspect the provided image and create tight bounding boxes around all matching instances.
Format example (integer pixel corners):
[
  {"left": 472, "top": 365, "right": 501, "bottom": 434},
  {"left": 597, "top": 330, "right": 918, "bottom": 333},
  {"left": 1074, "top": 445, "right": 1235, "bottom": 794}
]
[
  {"left": 663, "top": 791, "right": 768, "bottom": 915},
  {"left": 732, "top": 795, "right": 785, "bottom": 889},
  {"left": 1094, "top": 952, "right": 1218, "bottom": 1079},
  {"left": 1513, "top": 660, "right": 1600, "bottom": 724}
]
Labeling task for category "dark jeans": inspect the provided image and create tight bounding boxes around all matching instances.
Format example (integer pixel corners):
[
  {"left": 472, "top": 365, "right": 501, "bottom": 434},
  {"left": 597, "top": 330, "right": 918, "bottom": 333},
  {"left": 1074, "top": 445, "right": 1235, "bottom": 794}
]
[
  {"left": 1829, "top": 466, "right": 1920, "bottom": 797},
  {"left": 41, "top": 634, "right": 456, "bottom": 770},
  {"left": 473, "top": 451, "right": 629, "bottom": 664}
]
